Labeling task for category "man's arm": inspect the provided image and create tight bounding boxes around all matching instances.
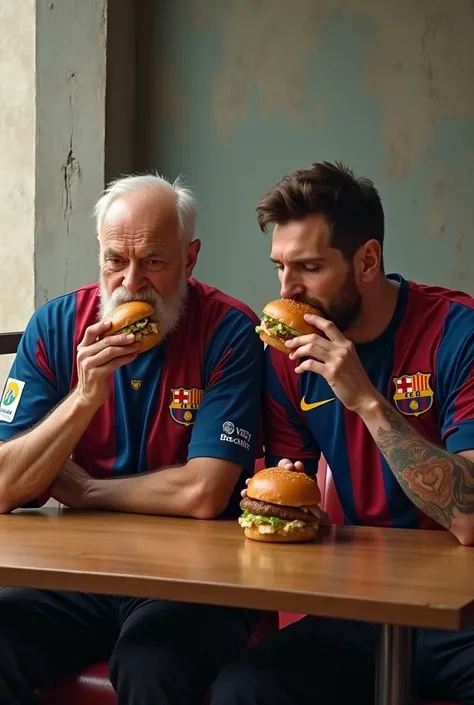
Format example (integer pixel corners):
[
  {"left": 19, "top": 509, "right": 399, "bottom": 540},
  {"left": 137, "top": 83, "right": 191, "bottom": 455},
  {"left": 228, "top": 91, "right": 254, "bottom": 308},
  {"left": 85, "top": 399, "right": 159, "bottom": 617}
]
[
  {"left": 52, "top": 457, "right": 242, "bottom": 519},
  {"left": 52, "top": 306, "right": 265, "bottom": 519},
  {"left": 359, "top": 397, "right": 474, "bottom": 544},
  {"left": 287, "top": 313, "right": 474, "bottom": 545},
  {"left": 0, "top": 394, "right": 106, "bottom": 512},
  {"left": 0, "top": 314, "right": 140, "bottom": 512}
]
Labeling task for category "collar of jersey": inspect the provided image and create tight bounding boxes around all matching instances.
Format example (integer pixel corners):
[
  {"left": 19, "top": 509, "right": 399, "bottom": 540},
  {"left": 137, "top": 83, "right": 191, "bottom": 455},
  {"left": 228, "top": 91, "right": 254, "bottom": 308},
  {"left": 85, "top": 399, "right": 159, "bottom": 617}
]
[{"left": 355, "top": 273, "right": 409, "bottom": 351}]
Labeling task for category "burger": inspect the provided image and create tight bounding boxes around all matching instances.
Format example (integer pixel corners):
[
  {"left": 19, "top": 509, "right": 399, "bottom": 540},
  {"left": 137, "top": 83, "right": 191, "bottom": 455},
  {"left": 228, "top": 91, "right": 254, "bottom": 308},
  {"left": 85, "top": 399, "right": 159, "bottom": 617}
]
[
  {"left": 255, "top": 299, "right": 321, "bottom": 354},
  {"left": 103, "top": 301, "right": 162, "bottom": 353},
  {"left": 238, "top": 467, "right": 321, "bottom": 543}
]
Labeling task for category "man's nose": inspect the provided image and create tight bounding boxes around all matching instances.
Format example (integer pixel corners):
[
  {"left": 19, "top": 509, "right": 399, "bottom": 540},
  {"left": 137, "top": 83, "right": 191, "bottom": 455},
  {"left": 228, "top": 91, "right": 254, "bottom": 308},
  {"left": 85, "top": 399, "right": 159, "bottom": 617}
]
[
  {"left": 122, "top": 264, "right": 144, "bottom": 293},
  {"left": 279, "top": 271, "right": 304, "bottom": 300}
]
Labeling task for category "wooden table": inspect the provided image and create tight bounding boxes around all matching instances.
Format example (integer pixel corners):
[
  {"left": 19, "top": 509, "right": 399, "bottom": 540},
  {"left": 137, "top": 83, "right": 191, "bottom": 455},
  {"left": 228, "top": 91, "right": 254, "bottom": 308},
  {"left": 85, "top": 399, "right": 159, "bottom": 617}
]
[{"left": 0, "top": 509, "right": 473, "bottom": 705}]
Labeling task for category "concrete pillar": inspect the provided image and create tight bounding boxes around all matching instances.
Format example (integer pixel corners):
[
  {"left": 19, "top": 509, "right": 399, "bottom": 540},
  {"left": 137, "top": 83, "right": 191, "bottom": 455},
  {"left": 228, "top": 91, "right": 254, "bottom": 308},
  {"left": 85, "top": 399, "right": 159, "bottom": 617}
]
[
  {"left": 34, "top": 0, "right": 108, "bottom": 305},
  {"left": 0, "top": 0, "right": 36, "bottom": 381},
  {"left": 0, "top": 0, "right": 137, "bottom": 385}
]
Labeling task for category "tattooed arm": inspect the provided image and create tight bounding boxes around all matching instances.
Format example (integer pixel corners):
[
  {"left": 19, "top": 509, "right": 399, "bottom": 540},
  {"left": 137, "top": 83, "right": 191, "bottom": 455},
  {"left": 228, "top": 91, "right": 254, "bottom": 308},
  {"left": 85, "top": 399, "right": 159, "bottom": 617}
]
[{"left": 359, "top": 396, "right": 474, "bottom": 545}]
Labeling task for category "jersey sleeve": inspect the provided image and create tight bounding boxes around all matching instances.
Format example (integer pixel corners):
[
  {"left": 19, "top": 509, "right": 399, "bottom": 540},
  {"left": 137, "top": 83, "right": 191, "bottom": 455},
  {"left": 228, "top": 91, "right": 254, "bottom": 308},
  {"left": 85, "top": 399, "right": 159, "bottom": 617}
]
[
  {"left": 263, "top": 346, "right": 320, "bottom": 474},
  {"left": 187, "top": 308, "right": 264, "bottom": 468},
  {"left": 0, "top": 309, "right": 62, "bottom": 442},
  {"left": 437, "top": 305, "right": 474, "bottom": 453},
  {"left": 0, "top": 308, "right": 64, "bottom": 509}
]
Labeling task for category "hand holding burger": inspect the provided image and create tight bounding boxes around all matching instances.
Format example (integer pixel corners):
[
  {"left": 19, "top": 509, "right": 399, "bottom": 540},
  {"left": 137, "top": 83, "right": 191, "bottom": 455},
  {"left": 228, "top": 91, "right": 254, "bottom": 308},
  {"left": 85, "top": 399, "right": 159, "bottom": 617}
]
[
  {"left": 74, "top": 302, "right": 162, "bottom": 409},
  {"left": 238, "top": 467, "right": 321, "bottom": 543},
  {"left": 102, "top": 301, "right": 162, "bottom": 353},
  {"left": 255, "top": 299, "right": 322, "bottom": 354}
]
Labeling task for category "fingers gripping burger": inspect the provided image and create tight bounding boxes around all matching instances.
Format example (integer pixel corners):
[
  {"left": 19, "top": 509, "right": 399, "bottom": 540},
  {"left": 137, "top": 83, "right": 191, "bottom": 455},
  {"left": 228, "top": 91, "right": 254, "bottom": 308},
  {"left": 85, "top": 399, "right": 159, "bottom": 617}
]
[
  {"left": 255, "top": 299, "right": 321, "bottom": 354},
  {"left": 239, "top": 467, "right": 321, "bottom": 543},
  {"left": 103, "top": 301, "right": 162, "bottom": 353}
]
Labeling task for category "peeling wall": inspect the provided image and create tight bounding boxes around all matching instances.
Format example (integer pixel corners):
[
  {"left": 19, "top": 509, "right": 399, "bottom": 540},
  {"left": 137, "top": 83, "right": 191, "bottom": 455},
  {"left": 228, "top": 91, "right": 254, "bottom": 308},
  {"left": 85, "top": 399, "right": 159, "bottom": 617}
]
[
  {"left": 34, "top": 0, "right": 107, "bottom": 305},
  {"left": 140, "top": 0, "right": 474, "bottom": 314},
  {"left": 0, "top": 0, "right": 36, "bottom": 384}
]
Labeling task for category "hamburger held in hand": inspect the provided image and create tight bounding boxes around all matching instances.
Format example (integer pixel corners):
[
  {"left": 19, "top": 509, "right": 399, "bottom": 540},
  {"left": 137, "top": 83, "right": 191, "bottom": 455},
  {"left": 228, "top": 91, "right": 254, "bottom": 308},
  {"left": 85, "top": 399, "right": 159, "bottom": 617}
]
[
  {"left": 103, "top": 301, "right": 162, "bottom": 353},
  {"left": 255, "top": 299, "right": 321, "bottom": 354},
  {"left": 238, "top": 467, "right": 321, "bottom": 543}
]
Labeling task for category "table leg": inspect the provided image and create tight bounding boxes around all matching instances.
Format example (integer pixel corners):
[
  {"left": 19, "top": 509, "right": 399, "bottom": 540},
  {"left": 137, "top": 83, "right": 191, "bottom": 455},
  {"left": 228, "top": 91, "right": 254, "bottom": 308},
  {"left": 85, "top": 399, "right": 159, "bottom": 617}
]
[{"left": 375, "top": 624, "right": 415, "bottom": 705}]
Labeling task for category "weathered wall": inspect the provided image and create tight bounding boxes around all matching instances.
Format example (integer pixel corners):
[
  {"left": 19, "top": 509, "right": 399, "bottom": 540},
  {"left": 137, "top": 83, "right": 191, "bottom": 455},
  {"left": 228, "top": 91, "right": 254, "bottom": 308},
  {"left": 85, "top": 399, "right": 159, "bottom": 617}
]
[
  {"left": 0, "top": 0, "right": 109, "bottom": 388},
  {"left": 34, "top": 0, "right": 107, "bottom": 305},
  {"left": 0, "top": 0, "right": 36, "bottom": 383},
  {"left": 139, "top": 0, "right": 474, "bottom": 314}
]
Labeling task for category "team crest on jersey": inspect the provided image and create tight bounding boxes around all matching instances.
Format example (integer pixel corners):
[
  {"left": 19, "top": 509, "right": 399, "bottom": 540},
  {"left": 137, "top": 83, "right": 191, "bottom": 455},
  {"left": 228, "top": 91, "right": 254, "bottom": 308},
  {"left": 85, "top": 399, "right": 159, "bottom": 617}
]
[
  {"left": 392, "top": 372, "right": 434, "bottom": 417},
  {"left": 130, "top": 379, "right": 141, "bottom": 390},
  {"left": 169, "top": 387, "right": 203, "bottom": 427}
]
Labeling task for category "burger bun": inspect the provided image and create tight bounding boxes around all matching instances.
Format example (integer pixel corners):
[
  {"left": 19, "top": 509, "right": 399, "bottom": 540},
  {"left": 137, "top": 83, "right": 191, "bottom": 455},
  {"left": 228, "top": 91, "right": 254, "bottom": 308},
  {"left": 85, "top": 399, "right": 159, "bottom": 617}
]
[
  {"left": 263, "top": 299, "right": 321, "bottom": 336},
  {"left": 247, "top": 466, "right": 321, "bottom": 507},
  {"left": 102, "top": 301, "right": 162, "bottom": 354},
  {"left": 243, "top": 523, "right": 318, "bottom": 543}
]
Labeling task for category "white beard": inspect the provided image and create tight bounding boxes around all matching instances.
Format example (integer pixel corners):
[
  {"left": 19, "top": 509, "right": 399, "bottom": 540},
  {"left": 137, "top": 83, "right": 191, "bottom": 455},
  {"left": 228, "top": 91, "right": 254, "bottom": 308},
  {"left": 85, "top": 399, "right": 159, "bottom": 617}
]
[{"left": 98, "top": 272, "right": 188, "bottom": 339}]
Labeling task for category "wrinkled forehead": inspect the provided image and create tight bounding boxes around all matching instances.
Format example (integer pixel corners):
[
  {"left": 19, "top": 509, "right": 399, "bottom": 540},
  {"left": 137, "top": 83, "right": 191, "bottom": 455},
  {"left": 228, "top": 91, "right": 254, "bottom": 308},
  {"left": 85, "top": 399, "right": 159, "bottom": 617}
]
[
  {"left": 270, "top": 214, "right": 332, "bottom": 263},
  {"left": 100, "top": 192, "right": 181, "bottom": 253}
]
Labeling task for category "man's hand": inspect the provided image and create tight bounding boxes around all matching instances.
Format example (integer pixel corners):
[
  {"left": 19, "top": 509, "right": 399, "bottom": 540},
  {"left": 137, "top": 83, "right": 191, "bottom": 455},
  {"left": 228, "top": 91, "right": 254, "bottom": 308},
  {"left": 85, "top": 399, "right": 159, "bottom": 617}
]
[
  {"left": 75, "top": 319, "right": 140, "bottom": 407},
  {"left": 285, "top": 314, "right": 380, "bottom": 414},
  {"left": 241, "top": 458, "right": 329, "bottom": 524},
  {"left": 50, "top": 459, "right": 95, "bottom": 509}
]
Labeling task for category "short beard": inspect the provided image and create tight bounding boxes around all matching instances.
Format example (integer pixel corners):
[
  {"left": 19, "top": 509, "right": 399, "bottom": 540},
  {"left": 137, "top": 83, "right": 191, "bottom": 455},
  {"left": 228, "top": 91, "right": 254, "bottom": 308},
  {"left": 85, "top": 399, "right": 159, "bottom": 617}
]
[
  {"left": 298, "top": 265, "right": 362, "bottom": 332},
  {"left": 99, "top": 272, "right": 188, "bottom": 338}
]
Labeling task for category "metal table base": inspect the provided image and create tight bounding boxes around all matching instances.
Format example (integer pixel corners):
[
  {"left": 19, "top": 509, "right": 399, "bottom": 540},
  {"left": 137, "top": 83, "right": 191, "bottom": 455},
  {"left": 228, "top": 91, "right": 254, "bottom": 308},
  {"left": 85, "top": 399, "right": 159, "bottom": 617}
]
[{"left": 375, "top": 625, "right": 415, "bottom": 705}]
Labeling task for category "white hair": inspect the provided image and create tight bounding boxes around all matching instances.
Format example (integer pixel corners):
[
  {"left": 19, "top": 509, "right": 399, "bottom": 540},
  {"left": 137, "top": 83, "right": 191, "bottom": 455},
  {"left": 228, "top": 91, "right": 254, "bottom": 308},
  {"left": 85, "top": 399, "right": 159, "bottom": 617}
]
[{"left": 93, "top": 173, "right": 197, "bottom": 244}]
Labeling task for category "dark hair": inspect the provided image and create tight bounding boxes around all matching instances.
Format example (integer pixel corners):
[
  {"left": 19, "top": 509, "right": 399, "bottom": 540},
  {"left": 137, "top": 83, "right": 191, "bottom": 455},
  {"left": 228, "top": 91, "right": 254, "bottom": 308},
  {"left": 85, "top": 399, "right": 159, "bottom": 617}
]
[{"left": 256, "top": 161, "right": 385, "bottom": 265}]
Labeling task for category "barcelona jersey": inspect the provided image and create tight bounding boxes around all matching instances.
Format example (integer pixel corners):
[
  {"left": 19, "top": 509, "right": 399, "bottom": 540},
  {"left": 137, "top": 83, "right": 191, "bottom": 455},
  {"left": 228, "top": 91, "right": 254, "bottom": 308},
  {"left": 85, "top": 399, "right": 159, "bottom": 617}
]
[
  {"left": 0, "top": 278, "right": 264, "bottom": 514},
  {"left": 264, "top": 274, "right": 474, "bottom": 529}
]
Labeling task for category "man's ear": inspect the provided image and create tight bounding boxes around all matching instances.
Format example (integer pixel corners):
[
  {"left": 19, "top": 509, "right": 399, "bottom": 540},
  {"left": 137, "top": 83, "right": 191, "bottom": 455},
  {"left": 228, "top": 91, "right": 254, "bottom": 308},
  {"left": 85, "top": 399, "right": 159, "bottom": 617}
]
[
  {"left": 357, "top": 240, "right": 382, "bottom": 282},
  {"left": 185, "top": 239, "right": 201, "bottom": 277}
]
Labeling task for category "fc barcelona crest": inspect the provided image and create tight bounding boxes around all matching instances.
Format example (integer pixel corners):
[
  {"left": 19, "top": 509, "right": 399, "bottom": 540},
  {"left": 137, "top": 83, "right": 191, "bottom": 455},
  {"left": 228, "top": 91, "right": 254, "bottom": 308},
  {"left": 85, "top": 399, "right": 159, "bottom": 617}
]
[
  {"left": 392, "top": 372, "right": 434, "bottom": 417},
  {"left": 169, "top": 387, "right": 203, "bottom": 427}
]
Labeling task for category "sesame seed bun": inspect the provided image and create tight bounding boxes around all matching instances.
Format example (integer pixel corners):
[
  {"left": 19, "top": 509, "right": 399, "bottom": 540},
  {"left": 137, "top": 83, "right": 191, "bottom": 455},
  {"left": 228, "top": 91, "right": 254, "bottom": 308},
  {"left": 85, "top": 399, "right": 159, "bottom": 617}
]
[
  {"left": 257, "top": 299, "right": 322, "bottom": 354},
  {"left": 247, "top": 467, "right": 321, "bottom": 507},
  {"left": 262, "top": 299, "right": 320, "bottom": 335}
]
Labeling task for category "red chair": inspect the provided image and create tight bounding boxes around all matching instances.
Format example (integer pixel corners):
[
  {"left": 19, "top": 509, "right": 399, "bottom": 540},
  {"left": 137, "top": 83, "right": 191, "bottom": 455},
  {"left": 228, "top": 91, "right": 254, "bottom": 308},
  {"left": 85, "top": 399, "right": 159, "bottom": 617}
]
[{"left": 278, "top": 459, "right": 456, "bottom": 705}]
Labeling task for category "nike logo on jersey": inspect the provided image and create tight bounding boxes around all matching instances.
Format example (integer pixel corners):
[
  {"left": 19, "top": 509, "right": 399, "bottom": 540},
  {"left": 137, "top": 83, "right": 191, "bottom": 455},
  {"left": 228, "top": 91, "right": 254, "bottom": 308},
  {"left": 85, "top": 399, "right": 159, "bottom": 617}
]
[{"left": 300, "top": 396, "right": 335, "bottom": 412}]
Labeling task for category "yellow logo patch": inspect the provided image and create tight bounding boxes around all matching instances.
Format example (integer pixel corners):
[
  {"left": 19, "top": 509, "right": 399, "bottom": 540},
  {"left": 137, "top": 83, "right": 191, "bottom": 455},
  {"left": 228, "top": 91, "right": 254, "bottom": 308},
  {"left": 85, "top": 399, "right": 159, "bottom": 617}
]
[{"left": 300, "top": 397, "right": 335, "bottom": 412}]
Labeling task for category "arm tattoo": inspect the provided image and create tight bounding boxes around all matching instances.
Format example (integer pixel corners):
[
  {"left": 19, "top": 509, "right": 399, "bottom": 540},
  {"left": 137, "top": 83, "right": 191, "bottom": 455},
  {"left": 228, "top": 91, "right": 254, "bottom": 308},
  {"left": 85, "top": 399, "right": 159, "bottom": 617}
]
[{"left": 376, "top": 405, "right": 474, "bottom": 529}]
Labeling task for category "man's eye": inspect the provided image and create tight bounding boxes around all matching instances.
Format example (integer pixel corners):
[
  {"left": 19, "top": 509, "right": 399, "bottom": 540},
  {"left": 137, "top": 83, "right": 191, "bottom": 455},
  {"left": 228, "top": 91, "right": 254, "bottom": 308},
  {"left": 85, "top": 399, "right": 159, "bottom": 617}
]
[
  {"left": 303, "top": 265, "right": 320, "bottom": 273},
  {"left": 146, "top": 259, "right": 165, "bottom": 270}
]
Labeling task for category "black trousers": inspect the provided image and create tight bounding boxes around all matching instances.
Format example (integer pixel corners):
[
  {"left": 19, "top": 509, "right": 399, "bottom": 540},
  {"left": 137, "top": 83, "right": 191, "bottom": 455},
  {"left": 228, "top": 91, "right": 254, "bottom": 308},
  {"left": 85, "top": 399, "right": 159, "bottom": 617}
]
[
  {"left": 211, "top": 615, "right": 474, "bottom": 705},
  {"left": 0, "top": 587, "right": 258, "bottom": 705}
]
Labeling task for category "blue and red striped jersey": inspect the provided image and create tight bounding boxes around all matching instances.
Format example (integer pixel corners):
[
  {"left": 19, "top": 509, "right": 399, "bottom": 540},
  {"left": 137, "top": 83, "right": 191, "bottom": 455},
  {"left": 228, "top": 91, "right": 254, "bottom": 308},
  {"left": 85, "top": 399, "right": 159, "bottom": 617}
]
[
  {"left": 264, "top": 274, "right": 474, "bottom": 530},
  {"left": 0, "top": 279, "right": 264, "bottom": 512}
]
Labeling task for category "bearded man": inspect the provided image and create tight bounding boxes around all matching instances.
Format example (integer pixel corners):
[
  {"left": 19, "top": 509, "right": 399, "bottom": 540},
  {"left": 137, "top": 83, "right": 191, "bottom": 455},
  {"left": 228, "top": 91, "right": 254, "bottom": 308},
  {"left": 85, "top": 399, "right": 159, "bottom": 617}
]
[
  {"left": 0, "top": 174, "right": 263, "bottom": 705},
  {"left": 211, "top": 161, "right": 474, "bottom": 705}
]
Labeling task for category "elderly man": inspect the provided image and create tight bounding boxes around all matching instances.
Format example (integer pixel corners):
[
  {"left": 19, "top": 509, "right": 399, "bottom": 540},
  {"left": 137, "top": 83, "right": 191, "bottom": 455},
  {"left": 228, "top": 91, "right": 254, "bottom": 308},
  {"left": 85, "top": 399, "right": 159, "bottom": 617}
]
[{"left": 0, "top": 174, "right": 263, "bottom": 704}]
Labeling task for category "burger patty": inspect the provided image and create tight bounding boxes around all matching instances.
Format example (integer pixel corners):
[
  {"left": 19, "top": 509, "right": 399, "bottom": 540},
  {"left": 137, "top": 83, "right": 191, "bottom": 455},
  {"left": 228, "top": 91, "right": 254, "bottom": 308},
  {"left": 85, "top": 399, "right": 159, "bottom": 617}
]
[{"left": 240, "top": 497, "right": 315, "bottom": 523}]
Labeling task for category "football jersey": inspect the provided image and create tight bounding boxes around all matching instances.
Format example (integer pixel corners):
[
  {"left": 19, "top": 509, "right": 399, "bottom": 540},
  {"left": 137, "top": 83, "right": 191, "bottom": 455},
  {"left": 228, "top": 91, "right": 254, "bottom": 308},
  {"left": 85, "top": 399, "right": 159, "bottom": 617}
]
[
  {"left": 0, "top": 278, "right": 264, "bottom": 515},
  {"left": 264, "top": 274, "right": 474, "bottom": 530}
]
